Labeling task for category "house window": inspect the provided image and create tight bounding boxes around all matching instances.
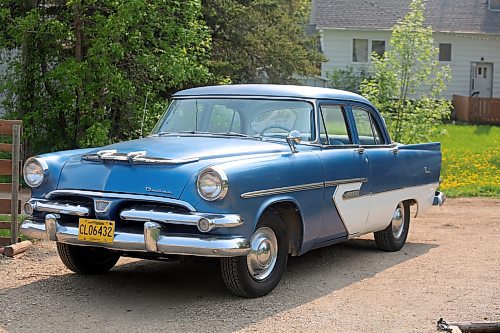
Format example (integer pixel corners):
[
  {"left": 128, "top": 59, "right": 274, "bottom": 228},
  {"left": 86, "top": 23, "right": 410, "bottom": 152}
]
[
  {"left": 353, "top": 39, "right": 368, "bottom": 62},
  {"left": 372, "top": 40, "right": 386, "bottom": 58},
  {"left": 439, "top": 43, "right": 452, "bottom": 62},
  {"left": 489, "top": 0, "right": 500, "bottom": 10}
]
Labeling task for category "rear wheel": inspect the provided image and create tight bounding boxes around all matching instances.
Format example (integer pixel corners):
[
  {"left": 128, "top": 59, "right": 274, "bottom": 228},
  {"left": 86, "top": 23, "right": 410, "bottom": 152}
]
[
  {"left": 374, "top": 201, "right": 410, "bottom": 252},
  {"left": 57, "top": 243, "right": 120, "bottom": 274},
  {"left": 221, "top": 209, "right": 288, "bottom": 297}
]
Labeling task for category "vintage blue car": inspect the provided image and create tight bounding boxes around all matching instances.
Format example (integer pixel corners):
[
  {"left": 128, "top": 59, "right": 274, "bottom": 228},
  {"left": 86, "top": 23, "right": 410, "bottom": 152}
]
[{"left": 20, "top": 84, "right": 445, "bottom": 297}]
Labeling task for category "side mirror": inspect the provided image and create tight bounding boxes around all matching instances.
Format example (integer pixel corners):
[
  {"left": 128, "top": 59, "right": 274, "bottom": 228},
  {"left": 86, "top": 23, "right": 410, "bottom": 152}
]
[{"left": 286, "top": 130, "right": 302, "bottom": 153}]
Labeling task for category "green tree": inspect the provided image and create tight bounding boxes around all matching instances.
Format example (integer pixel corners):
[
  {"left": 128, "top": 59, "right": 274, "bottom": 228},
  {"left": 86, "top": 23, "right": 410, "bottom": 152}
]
[
  {"left": 0, "top": 0, "right": 210, "bottom": 154},
  {"left": 202, "top": 0, "right": 325, "bottom": 84},
  {"left": 326, "top": 66, "right": 371, "bottom": 94},
  {"left": 360, "top": 0, "right": 451, "bottom": 143}
]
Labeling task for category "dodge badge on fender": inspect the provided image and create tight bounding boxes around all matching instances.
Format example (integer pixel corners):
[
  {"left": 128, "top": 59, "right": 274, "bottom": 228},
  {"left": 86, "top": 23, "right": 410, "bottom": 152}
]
[{"left": 21, "top": 85, "right": 445, "bottom": 297}]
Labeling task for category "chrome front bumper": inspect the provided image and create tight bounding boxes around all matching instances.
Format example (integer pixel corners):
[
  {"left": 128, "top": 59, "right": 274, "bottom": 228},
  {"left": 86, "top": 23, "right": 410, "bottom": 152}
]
[{"left": 20, "top": 215, "right": 251, "bottom": 257}]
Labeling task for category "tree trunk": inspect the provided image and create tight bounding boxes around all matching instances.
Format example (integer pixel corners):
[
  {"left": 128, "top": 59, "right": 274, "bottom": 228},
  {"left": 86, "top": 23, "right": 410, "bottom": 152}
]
[
  {"left": 73, "top": 0, "right": 85, "bottom": 147},
  {"left": 20, "top": 0, "right": 38, "bottom": 156}
]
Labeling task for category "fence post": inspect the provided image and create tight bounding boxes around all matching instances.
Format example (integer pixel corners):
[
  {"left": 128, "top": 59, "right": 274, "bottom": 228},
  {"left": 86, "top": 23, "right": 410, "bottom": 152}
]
[{"left": 10, "top": 125, "right": 21, "bottom": 244}]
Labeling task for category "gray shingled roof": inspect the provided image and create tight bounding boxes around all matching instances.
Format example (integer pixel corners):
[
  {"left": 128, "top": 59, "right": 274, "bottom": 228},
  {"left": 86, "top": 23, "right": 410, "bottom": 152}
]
[{"left": 315, "top": 0, "right": 500, "bottom": 34}]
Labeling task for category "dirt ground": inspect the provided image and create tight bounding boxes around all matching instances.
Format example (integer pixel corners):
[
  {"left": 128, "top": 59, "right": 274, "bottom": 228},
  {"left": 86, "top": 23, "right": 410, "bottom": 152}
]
[{"left": 0, "top": 198, "right": 498, "bottom": 333}]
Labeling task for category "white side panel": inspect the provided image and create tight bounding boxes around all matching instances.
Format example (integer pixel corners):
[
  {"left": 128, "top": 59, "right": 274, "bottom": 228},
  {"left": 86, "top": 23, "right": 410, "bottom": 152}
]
[
  {"left": 365, "top": 182, "right": 438, "bottom": 234},
  {"left": 334, "top": 183, "right": 438, "bottom": 238},
  {"left": 332, "top": 182, "right": 370, "bottom": 235}
]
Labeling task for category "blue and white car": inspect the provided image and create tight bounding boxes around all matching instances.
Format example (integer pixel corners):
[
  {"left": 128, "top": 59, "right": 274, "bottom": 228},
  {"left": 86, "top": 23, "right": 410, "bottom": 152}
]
[{"left": 21, "top": 85, "right": 445, "bottom": 297}]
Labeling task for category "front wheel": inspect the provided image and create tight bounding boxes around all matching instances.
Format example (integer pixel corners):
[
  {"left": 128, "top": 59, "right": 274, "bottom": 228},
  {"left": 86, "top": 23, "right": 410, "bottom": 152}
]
[
  {"left": 221, "top": 210, "right": 288, "bottom": 297},
  {"left": 374, "top": 201, "right": 411, "bottom": 252},
  {"left": 57, "top": 243, "right": 120, "bottom": 274}
]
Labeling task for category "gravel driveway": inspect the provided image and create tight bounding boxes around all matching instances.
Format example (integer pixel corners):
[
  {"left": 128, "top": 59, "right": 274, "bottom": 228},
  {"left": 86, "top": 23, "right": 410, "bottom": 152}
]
[{"left": 0, "top": 198, "right": 498, "bottom": 333}]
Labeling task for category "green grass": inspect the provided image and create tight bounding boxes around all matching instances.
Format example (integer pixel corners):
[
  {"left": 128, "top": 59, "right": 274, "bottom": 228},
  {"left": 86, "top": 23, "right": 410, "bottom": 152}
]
[
  {"left": 432, "top": 124, "right": 500, "bottom": 197},
  {"left": 0, "top": 214, "right": 29, "bottom": 241}
]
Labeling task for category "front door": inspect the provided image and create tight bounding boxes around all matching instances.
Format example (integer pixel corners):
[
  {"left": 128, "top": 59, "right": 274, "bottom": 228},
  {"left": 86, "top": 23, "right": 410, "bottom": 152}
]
[
  {"left": 471, "top": 63, "right": 493, "bottom": 98},
  {"left": 317, "top": 103, "right": 371, "bottom": 240}
]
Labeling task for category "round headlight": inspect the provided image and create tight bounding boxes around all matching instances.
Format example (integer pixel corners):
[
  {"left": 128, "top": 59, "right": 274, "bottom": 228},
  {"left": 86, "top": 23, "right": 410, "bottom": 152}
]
[
  {"left": 197, "top": 167, "right": 228, "bottom": 201},
  {"left": 23, "top": 157, "right": 48, "bottom": 188}
]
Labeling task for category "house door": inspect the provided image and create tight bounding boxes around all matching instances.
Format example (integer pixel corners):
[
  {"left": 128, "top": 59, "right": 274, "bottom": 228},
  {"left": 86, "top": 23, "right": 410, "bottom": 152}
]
[{"left": 471, "top": 63, "right": 493, "bottom": 98}]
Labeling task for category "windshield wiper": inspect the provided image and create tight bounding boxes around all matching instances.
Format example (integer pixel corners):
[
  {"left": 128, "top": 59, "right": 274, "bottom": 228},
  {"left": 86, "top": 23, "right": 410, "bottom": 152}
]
[
  {"left": 211, "top": 132, "right": 248, "bottom": 137},
  {"left": 178, "top": 130, "right": 210, "bottom": 134},
  {"left": 156, "top": 131, "right": 209, "bottom": 136},
  {"left": 211, "top": 132, "right": 263, "bottom": 140}
]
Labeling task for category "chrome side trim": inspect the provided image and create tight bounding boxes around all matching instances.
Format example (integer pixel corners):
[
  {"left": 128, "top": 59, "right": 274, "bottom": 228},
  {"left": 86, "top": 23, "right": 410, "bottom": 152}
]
[
  {"left": 20, "top": 218, "right": 250, "bottom": 257},
  {"left": 240, "top": 178, "right": 368, "bottom": 199},
  {"left": 324, "top": 177, "right": 368, "bottom": 187},
  {"left": 241, "top": 182, "right": 324, "bottom": 199},
  {"left": 120, "top": 209, "right": 243, "bottom": 231},
  {"left": 342, "top": 190, "right": 360, "bottom": 200},
  {"left": 45, "top": 190, "right": 196, "bottom": 211},
  {"left": 29, "top": 199, "right": 90, "bottom": 217}
]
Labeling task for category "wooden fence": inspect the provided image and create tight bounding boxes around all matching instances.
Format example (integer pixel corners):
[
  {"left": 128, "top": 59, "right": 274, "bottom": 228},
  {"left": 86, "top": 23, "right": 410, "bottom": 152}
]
[
  {"left": 0, "top": 120, "right": 22, "bottom": 246},
  {"left": 453, "top": 95, "right": 500, "bottom": 124}
]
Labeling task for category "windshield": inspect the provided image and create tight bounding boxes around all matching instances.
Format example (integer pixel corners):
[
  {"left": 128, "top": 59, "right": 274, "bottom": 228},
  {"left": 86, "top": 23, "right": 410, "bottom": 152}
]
[{"left": 152, "top": 98, "right": 315, "bottom": 141}]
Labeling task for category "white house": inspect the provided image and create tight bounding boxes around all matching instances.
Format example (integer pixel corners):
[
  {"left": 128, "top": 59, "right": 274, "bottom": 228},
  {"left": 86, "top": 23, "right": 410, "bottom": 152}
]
[{"left": 313, "top": 0, "right": 500, "bottom": 99}]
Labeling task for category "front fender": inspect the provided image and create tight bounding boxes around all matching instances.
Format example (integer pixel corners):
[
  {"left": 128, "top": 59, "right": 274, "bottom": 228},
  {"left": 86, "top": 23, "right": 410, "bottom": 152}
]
[
  {"left": 29, "top": 148, "right": 94, "bottom": 198},
  {"left": 180, "top": 150, "right": 327, "bottom": 246}
]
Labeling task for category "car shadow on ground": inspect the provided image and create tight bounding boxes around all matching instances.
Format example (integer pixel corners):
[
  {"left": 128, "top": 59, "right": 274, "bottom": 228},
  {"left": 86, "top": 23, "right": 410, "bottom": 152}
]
[{"left": 0, "top": 239, "right": 437, "bottom": 332}]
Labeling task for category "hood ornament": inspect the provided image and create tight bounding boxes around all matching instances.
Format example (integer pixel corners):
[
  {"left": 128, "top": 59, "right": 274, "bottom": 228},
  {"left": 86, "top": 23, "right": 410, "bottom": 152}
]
[{"left": 82, "top": 150, "right": 199, "bottom": 165}]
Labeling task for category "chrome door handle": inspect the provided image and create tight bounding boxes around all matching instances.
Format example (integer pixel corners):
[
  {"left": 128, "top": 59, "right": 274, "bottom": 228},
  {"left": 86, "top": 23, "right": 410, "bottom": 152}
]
[
  {"left": 391, "top": 147, "right": 399, "bottom": 154},
  {"left": 356, "top": 147, "right": 365, "bottom": 154}
]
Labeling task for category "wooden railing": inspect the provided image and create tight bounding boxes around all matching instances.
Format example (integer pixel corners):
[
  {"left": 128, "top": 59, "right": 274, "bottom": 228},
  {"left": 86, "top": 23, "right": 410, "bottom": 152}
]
[
  {"left": 453, "top": 95, "right": 500, "bottom": 124},
  {"left": 0, "top": 120, "right": 22, "bottom": 246}
]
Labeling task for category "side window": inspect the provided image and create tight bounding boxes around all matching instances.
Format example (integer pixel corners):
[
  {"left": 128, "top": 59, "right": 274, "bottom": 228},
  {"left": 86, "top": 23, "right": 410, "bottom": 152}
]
[
  {"left": 208, "top": 105, "right": 241, "bottom": 132},
  {"left": 319, "top": 105, "right": 352, "bottom": 145},
  {"left": 352, "top": 107, "right": 383, "bottom": 145}
]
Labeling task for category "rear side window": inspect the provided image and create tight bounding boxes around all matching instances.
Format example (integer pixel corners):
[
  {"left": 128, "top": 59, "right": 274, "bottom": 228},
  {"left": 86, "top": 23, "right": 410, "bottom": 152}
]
[
  {"left": 352, "top": 107, "right": 383, "bottom": 145},
  {"left": 319, "top": 105, "right": 352, "bottom": 145}
]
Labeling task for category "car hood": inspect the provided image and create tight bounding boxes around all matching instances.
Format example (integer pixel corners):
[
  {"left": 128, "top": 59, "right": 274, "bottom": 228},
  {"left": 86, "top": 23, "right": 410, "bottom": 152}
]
[{"left": 57, "top": 136, "right": 289, "bottom": 198}]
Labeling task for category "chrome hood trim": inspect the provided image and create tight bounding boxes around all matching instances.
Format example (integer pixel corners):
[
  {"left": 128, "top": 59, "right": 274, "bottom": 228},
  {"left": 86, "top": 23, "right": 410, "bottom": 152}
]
[{"left": 81, "top": 149, "right": 199, "bottom": 165}]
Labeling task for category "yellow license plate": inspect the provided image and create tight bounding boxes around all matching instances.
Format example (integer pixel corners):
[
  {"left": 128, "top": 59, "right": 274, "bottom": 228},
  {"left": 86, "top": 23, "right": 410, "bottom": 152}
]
[{"left": 78, "top": 218, "right": 115, "bottom": 243}]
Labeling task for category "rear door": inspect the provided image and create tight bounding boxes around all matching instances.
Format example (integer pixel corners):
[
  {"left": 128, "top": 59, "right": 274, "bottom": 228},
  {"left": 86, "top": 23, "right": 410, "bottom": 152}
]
[{"left": 350, "top": 105, "right": 403, "bottom": 232}]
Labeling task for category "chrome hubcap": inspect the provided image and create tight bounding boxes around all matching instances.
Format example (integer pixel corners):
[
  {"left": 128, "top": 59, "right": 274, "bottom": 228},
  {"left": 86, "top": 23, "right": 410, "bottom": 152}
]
[
  {"left": 247, "top": 227, "right": 278, "bottom": 281},
  {"left": 391, "top": 203, "right": 405, "bottom": 239}
]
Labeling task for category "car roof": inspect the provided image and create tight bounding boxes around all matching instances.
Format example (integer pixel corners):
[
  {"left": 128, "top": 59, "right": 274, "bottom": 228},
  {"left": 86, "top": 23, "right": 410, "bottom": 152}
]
[{"left": 172, "top": 84, "right": 372, "bottom": 105}]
